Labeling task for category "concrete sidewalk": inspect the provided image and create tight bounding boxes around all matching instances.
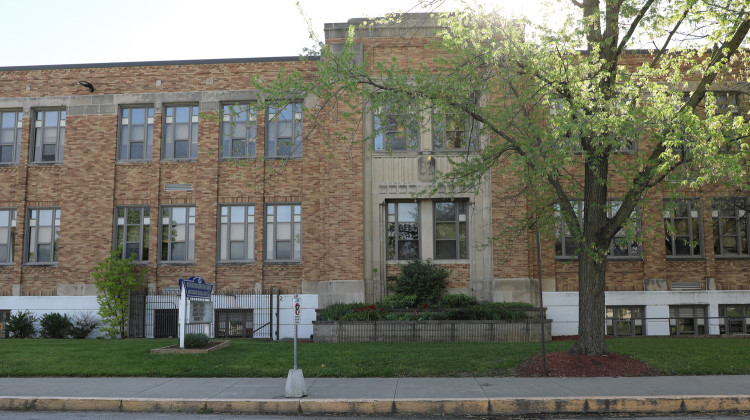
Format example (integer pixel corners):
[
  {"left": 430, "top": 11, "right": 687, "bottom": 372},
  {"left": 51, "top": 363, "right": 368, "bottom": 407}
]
[{"left": 0, "top": 376, "right": 749, "bottom": 416}]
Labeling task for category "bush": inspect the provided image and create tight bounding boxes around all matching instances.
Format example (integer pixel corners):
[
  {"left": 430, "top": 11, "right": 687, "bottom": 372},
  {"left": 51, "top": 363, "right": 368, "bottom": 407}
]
[
  {"left": 317, "top": 303, "right": 366, "bottom": 321},
  {"left": 69, "top": 312, "right": 100, "bottom": 339},
  {"left": 340, "top": 309, "right": 383, "bottom": 321},
  {"left": 6, "top": 310, "right": 37, "bottom": 338},
  {"left": 380, "top": 294, "right": 417, "bottom": 309},
  {"left": 184, "top": 333, "right": 210, "bottom": 349},
  {"left": 440, "top": 293, "right": 477, "bottom": 308},
  {"left": 392, "top": 259, "right": 449, "bottom": 305},
  {"left": 40, "top": 313, "right": 72, "bottom": 338}
]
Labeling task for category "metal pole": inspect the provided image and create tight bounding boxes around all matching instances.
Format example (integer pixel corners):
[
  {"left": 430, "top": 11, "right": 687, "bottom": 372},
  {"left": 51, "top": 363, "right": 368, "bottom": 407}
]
[
  {"left": 536, "top": 232, "right": 547, "bottom": 376},
  {"left": 294, "top": 324, "right": 298, "bottom": 370}
]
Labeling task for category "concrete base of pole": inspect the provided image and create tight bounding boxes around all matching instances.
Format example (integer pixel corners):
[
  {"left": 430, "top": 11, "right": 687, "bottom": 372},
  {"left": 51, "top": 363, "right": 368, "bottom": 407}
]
[{"left": 284, "top": 369, "right": 306, "bottom": 398}]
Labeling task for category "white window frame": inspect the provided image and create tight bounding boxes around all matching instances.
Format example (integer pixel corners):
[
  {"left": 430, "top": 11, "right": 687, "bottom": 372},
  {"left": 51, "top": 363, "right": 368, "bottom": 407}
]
[
  {"left": 266, "top": 103, "right": 302, "bottom": 158},
  {"left": 0, "top": 209, "right": 16, "bottom": 264},
  {"left": 0, "top": 110, "right": 22, "bottom": 165},
  {"left": 25, "top": 208, "right": 60, "bottom": 264},
  {"left": 218, "top": 204, "right": 255, "bottom": 263},
  {"left": 264, "top": 203, "right": 301, "bottom": 262},
  {"left": 118, "top": 106, "right": 154, "bottom": 162},
  {"left": 114, "top": 206, "right": 150, "bottom": 262},
  {"left": 31, "top": 109, "right": 65, "bottom": 163},
  {"left": 221, "top": 104, "right": 257, "bottom": 159},
  {"left": 386, "top": 201, "right": 420, "bottom": 261},
  {"left": 159, "top": 206, "right": 195, "bottom": 263},
  {"left": 163, "top": 105, "right": 199, "bottom": 161}
]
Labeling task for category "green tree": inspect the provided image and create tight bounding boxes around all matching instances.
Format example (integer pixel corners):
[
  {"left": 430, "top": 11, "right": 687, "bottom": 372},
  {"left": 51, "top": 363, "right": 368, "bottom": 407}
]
[
  {"left": 92, "top": 247, "right": 146, "bottom": 338},
  {"left": 255, "top": 1, "right": 750, "bottom": 355}
]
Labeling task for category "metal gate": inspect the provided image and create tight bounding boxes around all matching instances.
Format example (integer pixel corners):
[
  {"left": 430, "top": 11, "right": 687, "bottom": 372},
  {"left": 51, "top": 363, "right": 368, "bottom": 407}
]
[{"left": 128, "top": 288, "right": 280, "bottom": 339}]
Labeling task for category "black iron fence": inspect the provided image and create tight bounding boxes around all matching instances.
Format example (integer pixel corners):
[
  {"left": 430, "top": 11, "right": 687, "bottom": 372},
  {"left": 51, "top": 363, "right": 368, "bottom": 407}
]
[{"left": 128, "top": 288, "right": 281, "bottom": 339}]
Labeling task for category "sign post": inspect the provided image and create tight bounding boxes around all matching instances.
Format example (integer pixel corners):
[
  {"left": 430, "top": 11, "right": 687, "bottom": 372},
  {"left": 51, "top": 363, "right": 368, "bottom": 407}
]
[
  {"left": 177, "top": 276, "right": 214, "bottom": 349},
  {"left": 285, "top": 294, "right": 306, "bottom": 397}
]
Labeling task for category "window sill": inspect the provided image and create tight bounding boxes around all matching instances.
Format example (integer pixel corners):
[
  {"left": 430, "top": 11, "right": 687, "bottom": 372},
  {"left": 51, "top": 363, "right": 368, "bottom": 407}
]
[
  {"left": 666, "top": 256, "right": 706, "bottom": 261},
  {"left": 28, "top": 161, "right": 63, "bottom": 166},
  {"left": 160, "top": 159, "right": 197, "bottom": 163},
  {"left": 0, "top": 263, "right": 14, "bottom": 267},
  {"left": 23, "top": 263, "right": 58, "bottom": 267},
  {"left": 157, "top": 261, "right": 195, "bottom": 266},
  {"left": 217, "top": 261, "right": 255, "bottom": 265},
  {"left": 220, "top": 157, "right": 256, "bottom": 161},
  {"left": 554, "top": 256, "right": 644, "bottom": 261},
  {"left": 264, "top": 156, "right": 302, "bottom": 160},
  {"left": 0, "top": 163, "right": 19, "bottom": 167},
  {"left": 714, "top": 255, "right": 750, "bottom": 260},
  {"left": 432, "top": 259, "right": 470, "bottom": 264},
  {"left": 117, "top": 160, "right": 153, "bottom": 164},
  {"left": 263, "top": 260, "right": 301, "bottom": 265}
]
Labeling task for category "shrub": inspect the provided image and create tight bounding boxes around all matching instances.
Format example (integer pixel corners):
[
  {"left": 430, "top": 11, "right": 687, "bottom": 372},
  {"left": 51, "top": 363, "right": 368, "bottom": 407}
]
[
  {"left": 6, "top": 310, "right": 37, "bottom": 338},
  {"left": 448, "top": 310, "right": 472, "bottom": 320},
  {"left": 69, "top": 312, "right": 100, "bottom": 339},
  {"left": 440, "top": 293, "right": 477, "bottom": 308},
  {"left": 92, "top": 247, "right": 146, "bottom": 338},
  {"left": 317, "top": 303, "right": 365, "bottom": 321},
  {"left": 184, "top": 333, "right": 210, "bottom": 349},
  {"left": 392, "top": 259, "right": 449, "bottom": 305},
  {"left": 380, "top": 294, "right": 417, "bottom": 309},
  {"left": 40, "top": 313, "right": 72, "bottom": 338}
]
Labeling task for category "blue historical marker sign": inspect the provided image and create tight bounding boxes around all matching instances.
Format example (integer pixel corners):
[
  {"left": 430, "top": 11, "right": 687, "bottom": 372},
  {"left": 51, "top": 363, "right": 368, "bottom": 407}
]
[{"left": 179, "top": 276, "right": 213, "bottom": 299}]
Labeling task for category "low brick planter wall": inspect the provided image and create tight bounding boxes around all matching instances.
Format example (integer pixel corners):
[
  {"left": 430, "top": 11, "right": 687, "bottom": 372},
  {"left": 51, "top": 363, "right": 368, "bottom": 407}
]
[{"left": 313, "top": 319, "right": 551, "bottom": 343}]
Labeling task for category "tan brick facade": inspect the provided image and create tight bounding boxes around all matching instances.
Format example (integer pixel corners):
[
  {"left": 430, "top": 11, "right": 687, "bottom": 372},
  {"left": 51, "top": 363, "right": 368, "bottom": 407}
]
[{"left": 0, "top": 14, "right": 748, "bottom": 309}]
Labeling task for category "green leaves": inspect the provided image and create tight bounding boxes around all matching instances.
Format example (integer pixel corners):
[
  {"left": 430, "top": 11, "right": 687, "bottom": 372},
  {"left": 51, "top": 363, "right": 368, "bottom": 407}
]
[{"left": 92, "top": 247, "right": 146, "bottom": 339}]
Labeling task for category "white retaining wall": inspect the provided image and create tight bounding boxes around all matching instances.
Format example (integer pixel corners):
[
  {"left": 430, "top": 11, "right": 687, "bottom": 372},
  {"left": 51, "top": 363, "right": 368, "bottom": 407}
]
[
  {"left": 0, "top": 296, "right": 104, "bottom": 338},
  {"left": 0, "top": 294, "right": 318, "bottom": 340},
  {"left": 544, "top": 290, "right": 750, "bottom": 336}
]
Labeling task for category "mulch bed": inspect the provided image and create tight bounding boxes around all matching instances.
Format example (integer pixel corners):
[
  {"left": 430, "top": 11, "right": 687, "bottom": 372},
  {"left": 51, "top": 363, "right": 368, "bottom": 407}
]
[{"left": 515, "top": 351, "right": 660, "bottom": 377}]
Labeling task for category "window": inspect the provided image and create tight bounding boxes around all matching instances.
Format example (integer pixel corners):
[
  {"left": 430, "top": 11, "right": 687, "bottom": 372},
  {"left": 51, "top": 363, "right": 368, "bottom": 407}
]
[
  {"left": 163, "top": 105, "right": 198, "bottom": 160},
  {"left": 219, "top": 205, "right": 254, "bottom": 262},
  {"left": 606, "top": 306, "right": 644, "bottom": 336},
  {"left": 160, "top": 206, "right": 195, "bottom": 262},
  {"left": 608, "top": 201, "right": 641, "bottom": 257},
  {"left": 31, "top": 110, "right": 65, "bottom": 163},
  {"left": 715, "top": 91, "right": 741, "bottom": 117},
  {"left": 0, "top": 111, "right": 21, "bottom": 164},
  {"left": 434, "top": 201, "right": 467, "bottom": 259},
  {"left": 719, "top": 304, "right": 750, "bottom": 335},
  {"left": 267, "top": 104, "right": 302, "bottom": 158},
  {"left": 119, "top": 107, "right": 154, "bottom": 161},
  {"left": 669, "top": 305, "right": 707, "bottom": 336},
  {"left": 554, "top": 201, "right": 583, "bottom": 257},
  {"left": 386, "top": 202, "right": 419, "bottom": 260},
  {"left": 664, "top": 199, "right": 703, "bottom": 257},
  {"left": 265, "top": 204, "right": 301, "bottom": 261},
  {"left": 25, "top": 208, "right": 60, "bottom": 264},
  {"left": 214, "top": 309, "right": 254, "bottom": 338},
  {"left": 374, "top": 102, "right": 419, "bottom": 151},
  {"left": 555, "top": 200, "right": 641, "bottom": 258},
  {"left": 712, "top": 198, "right": 749, "bottom": 257},
  {"left": 115, "top": 207, "right": 150, "bottom": 262},
  {"left": 222, "top": 104, "right": 256, "bottom": 159},
  {"left": 0, "top": 209, "right": 16, "bottom": 264},
  {"left": 432, "top": 112, "right": 473, "bottom": 150}
]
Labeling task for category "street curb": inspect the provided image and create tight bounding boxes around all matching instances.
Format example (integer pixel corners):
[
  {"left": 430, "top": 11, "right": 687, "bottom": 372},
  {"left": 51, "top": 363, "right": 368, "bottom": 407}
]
[{"left": 1, "top": 396, "right": 749, "bottom": 416}]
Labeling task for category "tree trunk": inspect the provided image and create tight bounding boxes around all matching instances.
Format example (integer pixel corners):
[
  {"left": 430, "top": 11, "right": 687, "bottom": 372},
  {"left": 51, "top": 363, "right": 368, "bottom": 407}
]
[
  {"left": 569, "top": 152, "right": 610, "bottom": 356},
  {"left": 570, "top": 251, "right": 608, "bottom": 355}
]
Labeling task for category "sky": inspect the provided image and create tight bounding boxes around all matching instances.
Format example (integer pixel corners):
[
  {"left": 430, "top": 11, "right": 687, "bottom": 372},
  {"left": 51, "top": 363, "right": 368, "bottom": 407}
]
[{"left": 0, "top": 0, "right": 551, "bottom": 67}]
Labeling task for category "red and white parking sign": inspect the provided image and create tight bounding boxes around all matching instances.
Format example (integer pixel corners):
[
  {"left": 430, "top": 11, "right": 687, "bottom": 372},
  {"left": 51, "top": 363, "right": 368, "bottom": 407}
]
[{"left": 293, "top": 296, "right": 301, "bottom": 325}]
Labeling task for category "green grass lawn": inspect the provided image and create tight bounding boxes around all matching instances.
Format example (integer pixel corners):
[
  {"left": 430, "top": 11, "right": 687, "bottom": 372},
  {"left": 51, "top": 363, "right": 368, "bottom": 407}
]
[{"left": 0, "top": 337, "right": 748, "bottom": 377}]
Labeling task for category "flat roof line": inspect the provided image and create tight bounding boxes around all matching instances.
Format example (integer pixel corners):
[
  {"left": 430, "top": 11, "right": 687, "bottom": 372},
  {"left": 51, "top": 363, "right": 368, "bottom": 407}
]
[{"left": 0, "top": 56, "right": 321, "bottom": 72}]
